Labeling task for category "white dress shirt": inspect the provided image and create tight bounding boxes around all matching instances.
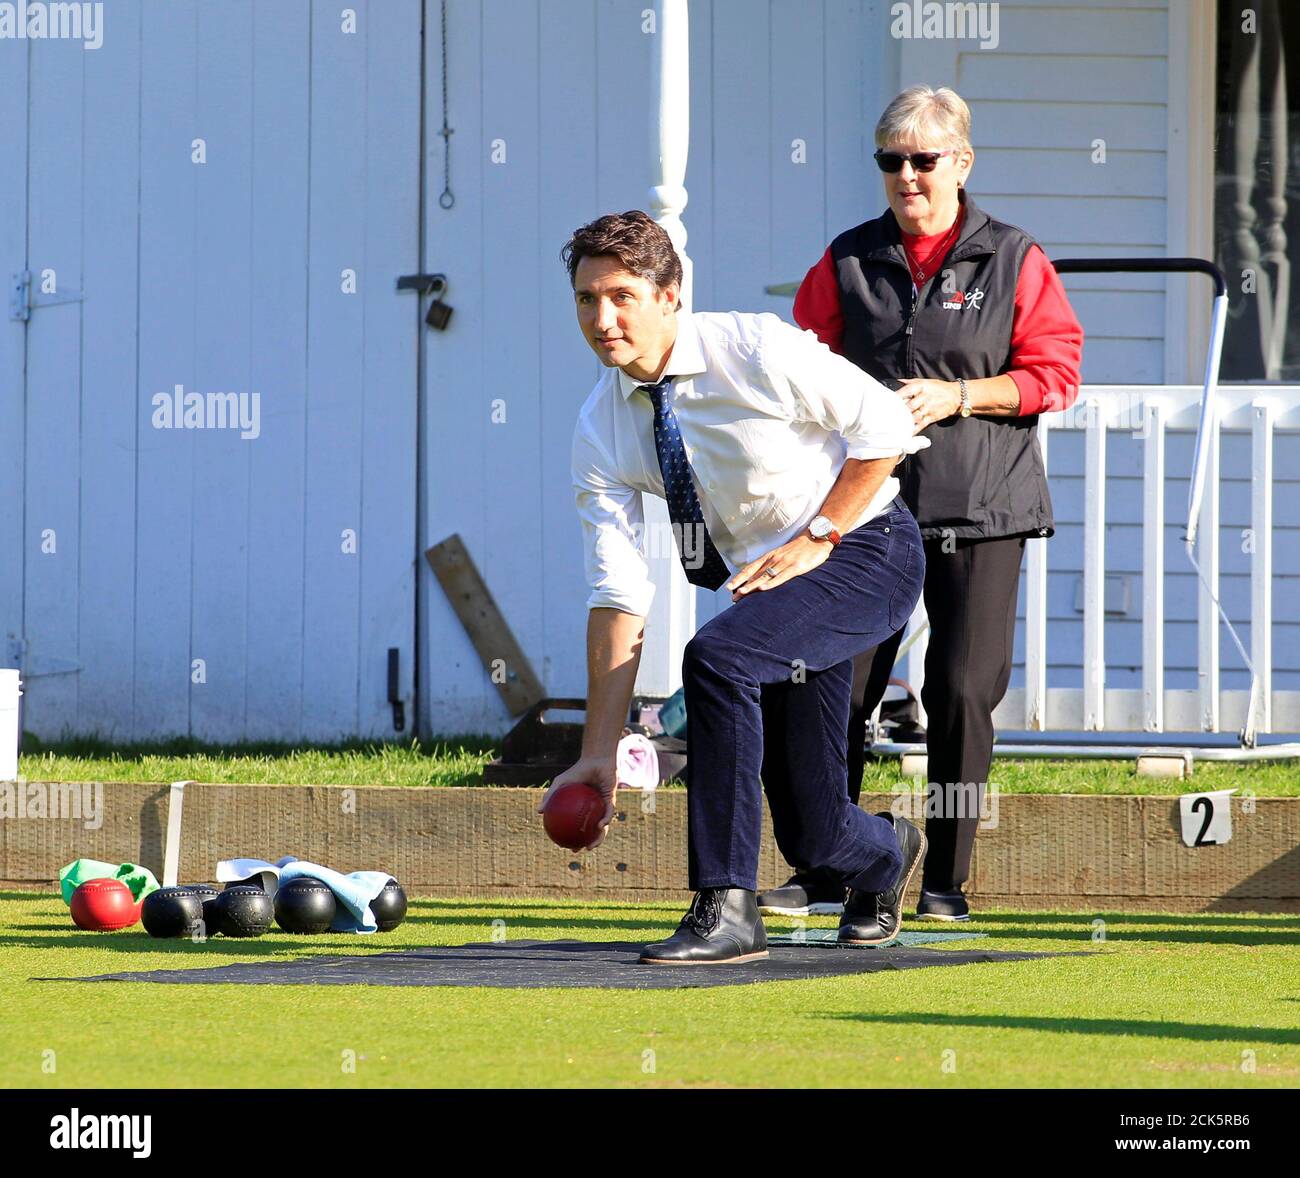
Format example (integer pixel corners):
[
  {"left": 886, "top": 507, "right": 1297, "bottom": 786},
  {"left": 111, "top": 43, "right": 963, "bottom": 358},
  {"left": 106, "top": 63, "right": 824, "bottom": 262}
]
[{"left": 571, "top": 309, "right": 929, "bottom": 615}]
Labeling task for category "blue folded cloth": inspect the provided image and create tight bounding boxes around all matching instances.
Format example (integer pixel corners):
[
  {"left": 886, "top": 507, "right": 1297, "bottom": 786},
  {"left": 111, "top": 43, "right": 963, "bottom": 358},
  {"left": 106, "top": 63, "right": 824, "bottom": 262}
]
[
  {"left": 215, "top": 855, "right": 396, "bottom": 934},
  {"left": 277, "top": 857, "right": 395, "bottom": 934}
]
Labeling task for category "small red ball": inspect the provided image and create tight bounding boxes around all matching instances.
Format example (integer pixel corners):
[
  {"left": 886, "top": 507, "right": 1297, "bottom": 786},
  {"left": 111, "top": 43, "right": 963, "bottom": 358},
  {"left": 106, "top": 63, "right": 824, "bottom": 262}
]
[
  {"left": 542, "top": 782, "right": 607, "bottom": 851},
  {"left": 70, "top": 878, "right": 141, "bottom": 931}
]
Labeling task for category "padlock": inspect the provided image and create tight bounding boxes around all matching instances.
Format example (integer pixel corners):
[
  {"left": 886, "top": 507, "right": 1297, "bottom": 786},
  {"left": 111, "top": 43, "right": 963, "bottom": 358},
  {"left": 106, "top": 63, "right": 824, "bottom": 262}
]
[
  {"left": 396, "top": 272, "right": 453, "bottom": 330},
  {"left": 424, "top": 295, "right": 453, "bottom": 331}
]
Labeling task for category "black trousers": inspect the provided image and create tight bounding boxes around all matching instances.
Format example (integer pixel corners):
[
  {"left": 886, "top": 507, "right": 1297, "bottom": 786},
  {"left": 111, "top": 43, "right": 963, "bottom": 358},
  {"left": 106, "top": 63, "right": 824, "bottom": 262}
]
[{"left": 839, "top": 534, "right": 1026, "bottom": 891}]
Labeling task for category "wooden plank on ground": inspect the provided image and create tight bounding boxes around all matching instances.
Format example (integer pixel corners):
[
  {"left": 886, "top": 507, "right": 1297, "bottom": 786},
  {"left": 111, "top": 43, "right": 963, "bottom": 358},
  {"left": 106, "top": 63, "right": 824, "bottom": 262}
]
[{"left": 426, "top": 534, "right": 545, "bottom": 716}]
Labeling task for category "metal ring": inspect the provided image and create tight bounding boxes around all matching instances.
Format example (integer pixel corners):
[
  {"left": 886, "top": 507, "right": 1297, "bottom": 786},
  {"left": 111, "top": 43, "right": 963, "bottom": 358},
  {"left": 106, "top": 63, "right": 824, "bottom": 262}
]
[{"left": 765, "top": 567, "right": 779, "bottom": 578}]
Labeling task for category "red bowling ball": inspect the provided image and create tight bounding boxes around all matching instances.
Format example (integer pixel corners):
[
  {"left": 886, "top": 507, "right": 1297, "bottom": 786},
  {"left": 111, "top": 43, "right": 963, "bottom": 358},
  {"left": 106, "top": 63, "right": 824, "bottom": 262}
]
[
  {"left": 69, "top": 878, "right": 141, "bottom": 931},
  {"left": 542, "top": 781, "right": 607, "bottom": 851}
]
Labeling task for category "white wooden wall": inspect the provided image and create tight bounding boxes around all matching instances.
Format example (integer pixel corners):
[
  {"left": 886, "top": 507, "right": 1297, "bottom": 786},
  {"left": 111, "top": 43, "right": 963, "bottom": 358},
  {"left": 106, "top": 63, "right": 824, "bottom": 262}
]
[
  {"left": 419, "top": 0, "right": 1262, "bottom": 738},
  {"left": 894, "top": 0, "right": 1173, "bottom": 383},
  {"left": 421, "top": 0, "right": 656, "bottom": 735},
  {"left": 1, "top": 0, "right": 422, "bottom": 743},
  {"left": 418, "top": 0, "right": 894, "bottom": 734},
  {"left": 3, "top": 0, "right": 1290, "bottom": 744}
]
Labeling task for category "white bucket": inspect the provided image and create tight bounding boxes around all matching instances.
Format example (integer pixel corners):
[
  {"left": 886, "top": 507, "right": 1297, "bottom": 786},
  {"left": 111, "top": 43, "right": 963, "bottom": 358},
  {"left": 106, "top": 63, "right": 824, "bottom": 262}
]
[{"left": 0, "top": 669, "right": 22, "bottom": 782}]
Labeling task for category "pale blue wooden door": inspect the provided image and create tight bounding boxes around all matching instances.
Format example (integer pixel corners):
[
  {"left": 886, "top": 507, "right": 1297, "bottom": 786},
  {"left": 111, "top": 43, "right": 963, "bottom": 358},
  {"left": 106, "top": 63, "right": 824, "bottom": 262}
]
[{"left": 5, "top": 0, "right": 422, "bottom": 744}]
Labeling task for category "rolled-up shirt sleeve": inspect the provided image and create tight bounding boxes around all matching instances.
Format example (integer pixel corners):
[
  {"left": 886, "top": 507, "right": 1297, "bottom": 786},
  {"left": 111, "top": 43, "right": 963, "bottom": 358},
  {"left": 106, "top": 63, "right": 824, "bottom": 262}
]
[
  {"left": 572, "top": 422, "right": 656, "bottom": 617},
  {"left": 760, "top": 318, "right": 929, "bottom": 460}
]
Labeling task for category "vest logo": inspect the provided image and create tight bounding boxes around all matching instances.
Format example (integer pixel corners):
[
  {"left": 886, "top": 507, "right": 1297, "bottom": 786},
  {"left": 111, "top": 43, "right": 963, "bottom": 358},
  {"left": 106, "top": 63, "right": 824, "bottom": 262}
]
[{"left": 941, "top": 286, "right": 985, "bottom": 312}]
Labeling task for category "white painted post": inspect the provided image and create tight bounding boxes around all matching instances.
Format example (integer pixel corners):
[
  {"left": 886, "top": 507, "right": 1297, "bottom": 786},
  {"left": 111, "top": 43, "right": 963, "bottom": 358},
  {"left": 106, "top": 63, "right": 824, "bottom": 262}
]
[
  {"left": 1142, "top": 400, "right": 1166, "bottom": 731},
  {"left": 1024, "top": 418, "right": 1049, "bottom": 730},
  {"left": 0, "top": 669, "right": 20, "bottom": 781},
  {"left": 638, "top": 0, "right": 696, "bottom": 698},
  {"left": 1197, "top": 407, "right": 1221, "bottom": 731},
  {"left": 649, "top": 0, "right": 693, "bottom": 309},
  {"left": 1083, "top": 398, "right": 1106, "bottom": 730},
  {"left": 906, "top": 601, "right": 929, "bottom": 730},
  {"left": 1250, "top": 400, "right": 1275, "bottom": 734}
]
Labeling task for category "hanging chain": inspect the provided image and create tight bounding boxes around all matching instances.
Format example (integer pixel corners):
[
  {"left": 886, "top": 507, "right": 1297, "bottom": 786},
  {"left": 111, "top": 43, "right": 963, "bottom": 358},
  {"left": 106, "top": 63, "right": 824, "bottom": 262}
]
[{"left": 438, "top": 0, "right": 454, "bottom": 209}]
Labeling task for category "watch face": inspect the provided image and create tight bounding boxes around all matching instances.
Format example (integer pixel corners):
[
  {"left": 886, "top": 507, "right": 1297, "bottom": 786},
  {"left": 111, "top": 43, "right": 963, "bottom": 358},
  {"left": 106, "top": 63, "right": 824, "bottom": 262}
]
[{"left": 809, "top": 516, "right": 831, "bottom": 538}]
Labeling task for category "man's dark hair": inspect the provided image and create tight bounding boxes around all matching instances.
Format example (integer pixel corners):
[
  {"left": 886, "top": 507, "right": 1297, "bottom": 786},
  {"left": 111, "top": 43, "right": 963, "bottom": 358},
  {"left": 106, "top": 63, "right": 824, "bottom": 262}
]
[{"left": 561, "top": 210, "right": 683, "bottom": 295}]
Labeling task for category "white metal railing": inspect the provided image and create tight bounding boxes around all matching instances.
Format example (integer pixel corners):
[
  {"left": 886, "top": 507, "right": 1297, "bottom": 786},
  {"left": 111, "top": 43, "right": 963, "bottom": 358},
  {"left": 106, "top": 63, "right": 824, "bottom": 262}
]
[
  {"left": 897, "top": 385, "right": 1300, "bottom": 752},
  {"left": 885, "top": 259, "right": 1300, "bottom": 758},
  {"left": 994, "top": 384, "right": 1300, "bottom": 741}
]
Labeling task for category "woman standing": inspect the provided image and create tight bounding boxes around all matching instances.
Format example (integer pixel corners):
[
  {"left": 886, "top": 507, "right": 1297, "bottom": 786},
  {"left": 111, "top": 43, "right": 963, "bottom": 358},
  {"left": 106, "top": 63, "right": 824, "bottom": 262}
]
[{"left": 759, "top": 85, "right": 1083, "bottom": 921}]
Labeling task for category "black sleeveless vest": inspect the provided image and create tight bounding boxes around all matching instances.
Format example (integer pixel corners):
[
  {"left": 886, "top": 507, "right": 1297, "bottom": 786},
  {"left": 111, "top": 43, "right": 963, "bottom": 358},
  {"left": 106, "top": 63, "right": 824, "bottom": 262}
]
[{"left": 831, "top": 191, "right": 1053, "bottom": 540}]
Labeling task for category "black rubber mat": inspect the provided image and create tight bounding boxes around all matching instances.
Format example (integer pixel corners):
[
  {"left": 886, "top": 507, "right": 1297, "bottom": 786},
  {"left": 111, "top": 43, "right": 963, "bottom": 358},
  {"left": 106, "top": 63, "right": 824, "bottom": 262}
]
[{"left": 40, "top": 937, "right": 1078, "bottom": 990}]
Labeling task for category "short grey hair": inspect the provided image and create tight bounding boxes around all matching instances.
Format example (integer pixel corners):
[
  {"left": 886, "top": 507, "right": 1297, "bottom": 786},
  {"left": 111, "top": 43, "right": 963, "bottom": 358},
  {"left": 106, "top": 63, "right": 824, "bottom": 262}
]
[{"left": 874, "top": 85, "right": 971, "bottom": 150}]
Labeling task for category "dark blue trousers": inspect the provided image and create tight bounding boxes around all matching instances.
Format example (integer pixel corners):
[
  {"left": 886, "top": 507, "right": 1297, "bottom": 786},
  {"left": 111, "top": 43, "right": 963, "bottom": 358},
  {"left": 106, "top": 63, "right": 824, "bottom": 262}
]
[{"left": 682, "top": 498, "right": 925, "bottom": 892}]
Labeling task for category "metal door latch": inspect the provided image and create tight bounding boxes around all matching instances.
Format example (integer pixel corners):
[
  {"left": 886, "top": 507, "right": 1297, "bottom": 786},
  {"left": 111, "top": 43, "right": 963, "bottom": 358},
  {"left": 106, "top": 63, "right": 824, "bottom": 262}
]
[
  {"left": 387, "top": 647, "right": 405, "bottom": 732},
  {"left": 396, "top": 272, "right": 452, "bottom": 330}
]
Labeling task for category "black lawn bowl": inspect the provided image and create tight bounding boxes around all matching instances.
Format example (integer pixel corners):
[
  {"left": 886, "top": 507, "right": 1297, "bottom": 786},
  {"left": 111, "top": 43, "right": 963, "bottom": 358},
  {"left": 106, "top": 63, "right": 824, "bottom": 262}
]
[
  {"left": 211, "top": 885, "right": 274, "bottom": 938},
  {"left": 141, "top": 887, "right": 206, "bottom": 939},
  {"left": 184, "top": 884, "right": 222, "bottom": 939},
  {"left": 371, "top": 880, "right": 408, "bottom": 932},
  {"left": 273, "top": 877, "right": 338, "bottom": 935}
]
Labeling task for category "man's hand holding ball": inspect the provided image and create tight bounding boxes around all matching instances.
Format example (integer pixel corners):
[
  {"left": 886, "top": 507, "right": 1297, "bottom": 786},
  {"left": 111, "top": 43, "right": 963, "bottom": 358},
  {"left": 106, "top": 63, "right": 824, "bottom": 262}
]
[{"left": 537, "top": 755, "right": 617, "bottom": 850}]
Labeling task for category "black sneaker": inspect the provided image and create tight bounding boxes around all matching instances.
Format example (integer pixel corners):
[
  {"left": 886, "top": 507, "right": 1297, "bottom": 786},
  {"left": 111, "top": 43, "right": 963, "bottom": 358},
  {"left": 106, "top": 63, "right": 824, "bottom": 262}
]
[
  {"left": 756, "top": 870, "right": 846, "bottom": 916},
  {"left": 639, "top": 888, "right": 768, "bottom": 965},
  {"left": 916, "top": 887, "right": 971, "bottom": 921},
  {"left": 838, "top": 814, "right": 925, "bottom": 945}
]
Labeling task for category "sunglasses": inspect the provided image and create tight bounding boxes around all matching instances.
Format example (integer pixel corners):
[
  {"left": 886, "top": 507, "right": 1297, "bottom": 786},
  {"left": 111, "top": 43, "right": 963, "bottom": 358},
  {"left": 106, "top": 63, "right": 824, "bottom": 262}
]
[{"left": 873, "top": 149, "right": 955, "bottom": 174}]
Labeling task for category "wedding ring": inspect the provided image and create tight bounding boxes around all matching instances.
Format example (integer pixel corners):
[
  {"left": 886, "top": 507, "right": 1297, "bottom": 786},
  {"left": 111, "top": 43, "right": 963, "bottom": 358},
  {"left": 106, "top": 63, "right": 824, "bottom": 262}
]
[{"left": 765, "top": 567, "right": 778, "bottom": 578}]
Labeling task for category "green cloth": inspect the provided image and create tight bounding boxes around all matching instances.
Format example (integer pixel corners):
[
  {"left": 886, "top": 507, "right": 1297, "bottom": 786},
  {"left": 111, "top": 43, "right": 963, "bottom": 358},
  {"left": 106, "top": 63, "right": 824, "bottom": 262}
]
[{"left": 58, "top": 859, "right": 160, "bottom": 906}]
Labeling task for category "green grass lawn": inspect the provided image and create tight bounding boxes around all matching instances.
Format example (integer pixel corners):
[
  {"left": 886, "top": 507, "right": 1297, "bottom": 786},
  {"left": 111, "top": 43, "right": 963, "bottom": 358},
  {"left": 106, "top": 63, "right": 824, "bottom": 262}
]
[
  {"left": 16, "top": 734, "right": 1300, "bottom": 795},
  {"left": 2, "top": 890, "right": 1297, "bottom": 1089},
  {"left": 8, "top": 738, "right": 1298, "bottom": 1088}
]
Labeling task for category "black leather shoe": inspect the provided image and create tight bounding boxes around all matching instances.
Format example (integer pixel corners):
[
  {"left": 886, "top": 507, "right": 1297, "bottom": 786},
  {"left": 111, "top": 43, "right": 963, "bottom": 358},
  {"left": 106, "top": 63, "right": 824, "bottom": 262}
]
[
  {"left": 838, "top": 814, "right": 925, "bottom": 945},
  {"left": 757, "top": 870, "right": 846, "bottom": 916},
  {"left": 639, "top": 888, "right": 768, "bottom": 964},
  {"left": 916, "top": 887, "right": 971, "bottom": 921}
]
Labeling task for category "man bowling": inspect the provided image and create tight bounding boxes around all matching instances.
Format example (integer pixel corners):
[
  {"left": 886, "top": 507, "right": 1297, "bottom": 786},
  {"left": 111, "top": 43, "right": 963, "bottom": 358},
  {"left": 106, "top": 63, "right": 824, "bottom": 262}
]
[{"left": 540, "top": 210, "right": 928, "bottom": 963}]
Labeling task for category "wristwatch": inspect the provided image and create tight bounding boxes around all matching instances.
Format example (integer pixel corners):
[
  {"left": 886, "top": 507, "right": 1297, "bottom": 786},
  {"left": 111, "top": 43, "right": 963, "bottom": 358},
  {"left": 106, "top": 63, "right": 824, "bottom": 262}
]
[
  {"left": 958, "top": 377, "right": 972, "bottom": 418},
  {"left": 807, "top": 515, "right": 842, "bottom": 546}
]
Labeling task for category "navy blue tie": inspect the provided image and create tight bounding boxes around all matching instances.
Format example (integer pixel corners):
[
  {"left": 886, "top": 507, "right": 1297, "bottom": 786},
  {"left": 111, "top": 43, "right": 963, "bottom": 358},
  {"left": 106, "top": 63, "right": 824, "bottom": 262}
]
[{"left": 639, "top": 378, "right": 731, "bottom": 591}]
